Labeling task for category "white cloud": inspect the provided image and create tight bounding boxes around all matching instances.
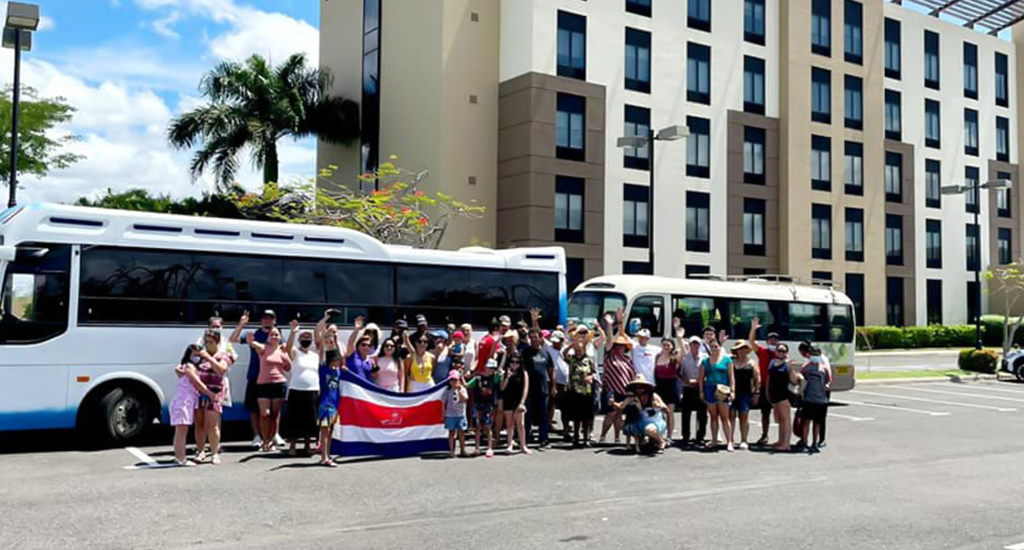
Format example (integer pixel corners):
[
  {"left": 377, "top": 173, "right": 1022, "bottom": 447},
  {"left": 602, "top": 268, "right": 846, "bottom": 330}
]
[
  {"left": 38, "top": 16, "right": 55, "bottom": 32},
  {"left": 151, "top": 11, "right": 182, "bottom": 39},
  {"left": 46, "top": 45, "right": 205, "bottom": 92}
]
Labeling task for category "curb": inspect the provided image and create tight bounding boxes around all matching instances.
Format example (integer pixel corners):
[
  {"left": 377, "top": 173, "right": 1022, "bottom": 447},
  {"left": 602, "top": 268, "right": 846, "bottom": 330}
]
[{"left": 856, "top": 374, "right": 1000, "bottom": 385}]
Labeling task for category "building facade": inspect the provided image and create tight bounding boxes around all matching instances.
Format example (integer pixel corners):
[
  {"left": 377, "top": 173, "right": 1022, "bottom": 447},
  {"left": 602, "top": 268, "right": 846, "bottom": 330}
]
[{"left": 318, "top": 0, "right": 1024, "bottom": 327}]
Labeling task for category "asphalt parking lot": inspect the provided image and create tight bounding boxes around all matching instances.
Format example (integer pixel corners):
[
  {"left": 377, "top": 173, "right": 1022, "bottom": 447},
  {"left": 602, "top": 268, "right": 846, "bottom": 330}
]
[{"left": 3, "top": 378, "right": 1024, "bottom": 550}]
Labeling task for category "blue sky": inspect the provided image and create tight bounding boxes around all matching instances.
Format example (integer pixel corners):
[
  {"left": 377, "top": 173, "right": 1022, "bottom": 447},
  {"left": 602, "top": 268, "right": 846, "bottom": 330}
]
[{"left": 6, "top": 0, "right": 322, "bottom": 204}]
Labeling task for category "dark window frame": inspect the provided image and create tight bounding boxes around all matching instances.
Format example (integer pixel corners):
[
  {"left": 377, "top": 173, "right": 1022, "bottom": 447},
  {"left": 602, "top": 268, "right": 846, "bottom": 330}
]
[
  {"left": 811, "top": 67, "right": 831, "bottom": 124},
  {"left": 925, "top": 158, "right": 941, "bottom": 209},
  {"left": 845, "top": 207, "right": 864, "bottom": 262},
  {"left": 555, "top": 93, "right": 586, "bottom": 162},
  {"left": 744, "top": 0, "right": 766, "bottom": 45},
  {"left": 687, "top": 42, "right": 712, "bottom": 105},
  {"left": 812, "top": 203, "right": 832, "bottom": 260},
  {"left": 926, "top": 219, "right": 942, "bottom": 269},
  {"left": 744, "top": 126, "right": 766, "bottom": 185},
  {"left": 845, "top": 140, "right": 863, "bottom": 196},
  {"left": 963, "top": 42, "right": 978, "bottom": 100},
  {"left": 743, "top": 197, "right": 767, "bottom": 257},
  {"left": 811, "top": 135, "right": 831, "bottom": 192},
  {"left": 686, "top": 116, "right": 711, "bottom": 179},
  {"left": 925, "top": 99, "right": 941, "bottom": 149},
  {"left": 624, "top": 27, "right": 652, "bottom": 93},
  {"left": 554, "top": 175, "right": 585, "bottom": 243},
  {"left": 744, "top": 56, "right": 766, "bottom": 115},
  {"left": 686, "top": 191, "right": 711, "bottom": 253},
  {"left": 623, "top": 104, "right": 651, "bottom": 171},
  {"left": 924, "top": 30, "right": 940, "bottom": 90},
  {"left": 844, "top": 0, "right": 863, "bottom": 65},
  {"left": 844, "top": 74, "right": 863, "bottom": 130},
  {"left": 885, "top": 18, "right": 901, "bottom": 80},
  {"left": 622, "top": 183, "right": 650, "bottom": 248},
  {"left": 557, "top": 11, "right": 587, "bottom": 81},
  {"left": 688, "top": 0, "right": 711, "bottom": 31}
]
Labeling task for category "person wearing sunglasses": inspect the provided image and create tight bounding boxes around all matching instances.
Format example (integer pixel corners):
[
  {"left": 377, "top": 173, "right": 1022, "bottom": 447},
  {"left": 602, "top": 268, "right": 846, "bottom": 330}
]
[
  {"left": 345, "top": 317, "right": 376, "bottom": 382},
  {"left": 405, "top": 333, "right": 436, "bottom": 392},
  {"left": 374, "top": 338, "right": 402, "bottom": 392},
  {"left": 500, "top": 352, "right": 531, "bottom": 455},
  {"left": 766, "top": 343, "right": 795, "bottom": 451}
]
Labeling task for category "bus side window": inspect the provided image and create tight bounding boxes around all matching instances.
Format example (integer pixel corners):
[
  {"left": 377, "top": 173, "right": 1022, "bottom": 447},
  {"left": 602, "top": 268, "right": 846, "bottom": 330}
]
[
  {"left": 672, "top": 296, "right": 717, "bottom": 338},
  {"left": 829, "top": 304, "right": 854, "bottom": 342},
  {"left": 729, "top": 299, "right": 775, "bottom": 340},
  {"left": 628, "top": 295, "right": 664, "bottom": 337}
]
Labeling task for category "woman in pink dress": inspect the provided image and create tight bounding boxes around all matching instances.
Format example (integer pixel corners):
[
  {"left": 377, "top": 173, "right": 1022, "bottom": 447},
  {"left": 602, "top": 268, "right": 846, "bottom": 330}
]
[
  {"left": 193, "top": 331, "right": 233, "bottom": 465},
  {"left": 170, "top": 344, "right": 217, "bottom": 466}
]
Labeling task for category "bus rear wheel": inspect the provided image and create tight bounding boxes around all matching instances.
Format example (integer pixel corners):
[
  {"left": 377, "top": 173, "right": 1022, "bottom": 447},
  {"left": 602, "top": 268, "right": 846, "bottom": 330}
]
[{"left": 93, "top": 386, "right": 155, "bottom": 445}]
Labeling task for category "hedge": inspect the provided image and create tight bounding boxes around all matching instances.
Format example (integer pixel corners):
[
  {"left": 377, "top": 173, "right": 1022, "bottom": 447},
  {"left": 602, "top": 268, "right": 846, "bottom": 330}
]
[
  {"left": 857, "top": 325, "right": 981, "bottom": 350},
  {"left": 979, "top": 314, "right": 1024, "bottom": 348},
  {"left": 958, "top": 348, "right": 999, "bottom": 374}
]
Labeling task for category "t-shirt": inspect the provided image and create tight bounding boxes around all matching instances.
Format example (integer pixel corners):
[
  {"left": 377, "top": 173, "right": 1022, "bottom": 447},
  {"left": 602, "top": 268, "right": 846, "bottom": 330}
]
[
  {"left": 801, "top": 362, "right": 832, "bottom": 404},
  {"left": 476, "top": 334, "right": 497, "bottom": 373},
  {"left": 443, "top": 386, "right": 468, "bottom": 418},
  {"left": 290, "top": 347, "right": 321, "bottom": 391},
  {"left": 702, "top": 355, "right": 733, "bottom": 388},
  {"left": 631, "top": 343, "right": 660, "bottom": 384},
  {"left": 244, "top": 328, "right": 271, "bottom": 380},
  {"left": 467, "top": 372, "right": 500, "bottom": 407},
  {"left": 524, "top": 346, "right": 552, "bottom": 396},
  {"left": 257, "top": 347, "right": 290, "bottom": 385},
  {"left": 754, "top": 344, "right": 772, "bottom": 389},
  {"left": 545, "top": 343, "right": 569, "bottom": 385},
  {"left": 346, "top": 353, "right": 375, "bottom": 381}
]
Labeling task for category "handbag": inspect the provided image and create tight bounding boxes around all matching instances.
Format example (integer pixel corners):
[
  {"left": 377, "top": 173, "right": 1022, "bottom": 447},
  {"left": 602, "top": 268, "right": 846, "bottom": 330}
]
[{"left": 714, "top": 384, "right": 732, "bottom": 401}]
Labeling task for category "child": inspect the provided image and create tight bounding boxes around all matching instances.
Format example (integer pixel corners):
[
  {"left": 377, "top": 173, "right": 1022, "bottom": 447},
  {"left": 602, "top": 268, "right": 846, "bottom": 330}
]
[
  {"left": 170, "top": 344, "right": 216, "bottom": 466},
  {"left": 316, "top": 355, "right": 344, "bottom": 468},
  {"left": 466, "top": 358, "right": 500, "bottom": 458},
  {"left": 443, "top": 370, "right": 469, "bottom": 458}
]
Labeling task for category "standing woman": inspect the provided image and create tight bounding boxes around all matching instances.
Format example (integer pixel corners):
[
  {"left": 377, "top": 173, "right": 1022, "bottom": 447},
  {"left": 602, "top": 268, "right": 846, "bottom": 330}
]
[
  {"left": 500, "top": 352, "right": 531, "bottom": 455},
  {"left": 169, "top": 344, "right": 216, "bottom": 466},
  {"left": 405, "top": 332, "right": 436, "bottom": 392},
  {"left": 766, "top": 343, "right": 795, "bottom": 451},
  {"left": 283, "top": 321, "right": 321, "bottom": 456},
  {"left": 193, "top": 331, "right": 232, "bottom": 464},
  {"left": 599, "top": 310, "right": 635, "bottom": 444},
  {"left": 698, "top": 337, "right": 735, "bottom": 452},
  {"left": 374, "top": 338, "right": 403, "bottom": 392},
  {"left": 653, "top": 337, "right": 681, "bottom": 443},
  {"left": 247, "top": 328, "right": 292, "bottom": 452},
  {"left": 563, "top": 327, "right": 596, "bottom": 448},
  {"left": 729, "top": 341, "right": 760, "bottom": 450}
]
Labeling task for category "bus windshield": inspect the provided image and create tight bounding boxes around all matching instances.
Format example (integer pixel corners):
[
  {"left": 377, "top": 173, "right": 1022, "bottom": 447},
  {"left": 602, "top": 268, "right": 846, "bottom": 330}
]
[
  {"left": 567, "top": 291, "right": 627, "bottom": 328},
  {"left": 0, "top": 244, "right": 71, "bottom": 345}
]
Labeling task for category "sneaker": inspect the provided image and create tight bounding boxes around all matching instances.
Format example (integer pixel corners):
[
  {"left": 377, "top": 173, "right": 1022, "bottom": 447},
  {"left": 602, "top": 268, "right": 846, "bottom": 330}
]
[
  {"left": 818, "top": 441, "right": 828, "bottom": 449},
  {"left": 274, "top": 434, "right": 286, "bottom": 447},
  {"left": 755, "top": 436, "right": 769, "bottom": 446},
  {"left": 251, "top": 435, "right": 263, "bottom": 448},
  {"left": 738, "top": 442, "right": 749, "bottom": 451},
  {"left": 211, "top": 454, "right": 222, "bottom": 465},
  {"left": 174, "top": 458, "right": 194, "bottom": 467}
]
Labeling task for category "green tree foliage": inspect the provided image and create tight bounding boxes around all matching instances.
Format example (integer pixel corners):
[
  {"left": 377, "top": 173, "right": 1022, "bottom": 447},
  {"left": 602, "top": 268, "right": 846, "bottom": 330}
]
[
  {"left": 986, "top": 262, "right": 1024, "bottom": 358},
  {"left": 0, "top": 86, "right": 83, "bottom": 183},
  {"left": 167, "top": 53, "right": 359, "bottom": 189}
]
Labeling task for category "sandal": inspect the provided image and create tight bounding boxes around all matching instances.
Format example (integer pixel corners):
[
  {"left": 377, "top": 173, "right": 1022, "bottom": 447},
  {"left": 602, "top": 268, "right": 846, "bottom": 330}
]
[
  {"left": 521, "top": 448, "right": 532, "bottom": 455},
  {"left": 485, "top": 449, "right": 494, "bottom": 458},
  {"left": 320, "top": 459, "right": 337, "bottom": 468}
]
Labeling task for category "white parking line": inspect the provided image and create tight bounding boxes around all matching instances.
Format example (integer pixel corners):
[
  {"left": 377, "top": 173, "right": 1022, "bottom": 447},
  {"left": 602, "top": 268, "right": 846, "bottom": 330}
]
[
  {"left": 898, "top": 385, "right": 1024, "bottom": 403},
  {"left": 126, "top": 447, "right": 157, "bottom": 466},
  {"left": 836, "top": 399, "right": 951, "bottom": 417},
  {"left": 958, "top": 383, "right": 1024, "bottom": 395},
  {"left": 1004, "top": 542, "right": 1024, "bottom": 550},
  {"left": 850, "top": 390, "right": 1017, "bottom": 413},
  {"left": 828, "top": 413, "right": 874, "bottom": 422}
]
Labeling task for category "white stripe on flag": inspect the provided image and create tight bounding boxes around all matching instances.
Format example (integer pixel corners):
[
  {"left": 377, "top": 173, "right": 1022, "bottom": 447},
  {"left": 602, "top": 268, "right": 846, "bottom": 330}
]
[
  {"left": 341, "top": 379, "right": 446, "bottom": 408},
  {"left": 337, "top": 424, "right": 447, "bottom": 444}
]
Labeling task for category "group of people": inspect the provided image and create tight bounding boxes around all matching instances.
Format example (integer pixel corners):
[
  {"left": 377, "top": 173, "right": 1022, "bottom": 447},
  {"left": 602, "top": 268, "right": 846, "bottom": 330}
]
[{"left": 167, "top": 307, "right": 834, "bottom": 467}]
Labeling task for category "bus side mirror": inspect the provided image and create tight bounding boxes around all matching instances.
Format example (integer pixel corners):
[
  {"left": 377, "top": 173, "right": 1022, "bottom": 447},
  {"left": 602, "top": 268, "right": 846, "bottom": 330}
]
[{"left": 0, "top": 246, "right": 15, "bottom": 262}]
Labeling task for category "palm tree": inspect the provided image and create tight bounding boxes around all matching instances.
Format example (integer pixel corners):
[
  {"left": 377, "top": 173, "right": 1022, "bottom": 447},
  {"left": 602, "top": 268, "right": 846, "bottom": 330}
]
[{"left": 168, "top": 53, "right": 359, "bottom": 188}]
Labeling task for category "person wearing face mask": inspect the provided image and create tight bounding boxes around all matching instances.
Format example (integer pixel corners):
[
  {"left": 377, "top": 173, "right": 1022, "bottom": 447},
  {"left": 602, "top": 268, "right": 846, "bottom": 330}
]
[
  {"left": 798, "top": 342, "right": 831, "bottom": 453},
  {"left": 766, "top": 343, "right": 795, "bottom": 451},
  {"left": 747, "top": 317, "right": 777, "bottom": 447},
  {"left": 282, "top": 322, "right": 320, "bottom": 456}
]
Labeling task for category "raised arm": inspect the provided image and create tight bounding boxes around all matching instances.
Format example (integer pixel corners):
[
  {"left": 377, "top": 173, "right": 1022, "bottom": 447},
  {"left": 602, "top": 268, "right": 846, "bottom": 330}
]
[
  {"left": 229, "top": 310, "right": 249, "bottom": 343},
  {"left": 748, "top": 316, "right": 761, "bottom": 348},
  {"left": 200, "top": 349, "right": 229, "bottom": 376},
  {"left": 346, "top": 317, "right": 366, "bottom": 358},
  {"left": 615, "top": 307, "right": 626, "bottom": 337},
  {"left": 530, "top": 308, "right": 542, "bottom": 330},
  {"left": 284, "top": 319, "right": 299, "bottom": 357},
  {"left": 315, "top": 313, "right": 329, "bottom": 349},
  {"left": 246, "top": 332, "right": 265, "bottom": 356}
]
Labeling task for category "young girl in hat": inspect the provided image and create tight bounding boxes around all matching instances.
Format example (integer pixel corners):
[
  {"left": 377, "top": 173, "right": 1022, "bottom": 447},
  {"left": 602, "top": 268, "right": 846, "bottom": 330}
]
[{"left": 442, "top": 370, "right": 469, "bottom": 458}]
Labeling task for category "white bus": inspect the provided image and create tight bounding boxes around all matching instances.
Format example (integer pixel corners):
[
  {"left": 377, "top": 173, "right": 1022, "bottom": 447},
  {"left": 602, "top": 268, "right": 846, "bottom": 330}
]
[
  {"left": 0, "top": 203, "right": 567, "bottom": 443},
  {"left": 567, "top": 275, "right": 857, "bottom": 391}
]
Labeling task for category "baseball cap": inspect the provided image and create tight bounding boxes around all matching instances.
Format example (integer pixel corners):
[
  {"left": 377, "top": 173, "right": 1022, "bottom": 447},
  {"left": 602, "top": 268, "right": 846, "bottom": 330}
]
[
  {"left": 261, "top": 309, "right": 277, "bottom": 319},
  {"left": 499, "top": 315, "right": 511, "bottom": 327},
  {"left": 484, "top": 358, "right": 498, "bottom": 370},
  {"left": 541, "top": 330, "right": 551, "bottom": 339},
  {"left": 452, "top": 331, "right": 466, "bottom": 340},
  {"left": 432, "top": 329, "right": 449, "bottom": 340},
  {"left": 515, "top": 320, "right": 528, "bottom": 329},
  {"left": 394, "top": 319, "right": 409, "bottom": 329},
  {"left": 447, "top": 370, "right": 462, "bottom": 381},
  {"left": 415, "top": 314, "right": 428, "bottom": 326},
  {"left": 766, "top": 332, "right": 780, "bottom": 340},
  {"left": 550, "top": 331, "right": 565, "bottom": 344},
  {"left": 688, "top": 336, "right": 702, "bottom": 345},
  {"left": 637, "top": 328, "right": 651, "bottom": 338}
]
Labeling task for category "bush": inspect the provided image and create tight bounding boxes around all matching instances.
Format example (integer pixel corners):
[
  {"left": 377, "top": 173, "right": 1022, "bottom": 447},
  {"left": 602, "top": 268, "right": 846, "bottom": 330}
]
[
  {"left": 979, "top": 314, "right": 1024, "bottom": 348},
  {"left": 958, "top": 348, "right": 999, "bottom": 374},
  {"left": 857, "top": 325, "right": 982, "bottom": 350}
]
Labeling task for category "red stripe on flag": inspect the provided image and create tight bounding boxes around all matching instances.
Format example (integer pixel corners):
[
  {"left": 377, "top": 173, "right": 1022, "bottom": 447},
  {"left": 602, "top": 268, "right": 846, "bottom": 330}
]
[{"left": 339, "top": 397, "right": 443, "bottom": 429}]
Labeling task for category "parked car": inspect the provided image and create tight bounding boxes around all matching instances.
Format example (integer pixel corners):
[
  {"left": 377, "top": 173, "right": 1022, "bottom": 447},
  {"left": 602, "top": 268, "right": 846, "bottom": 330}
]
[{"left": 1001, "top": 348, "right": 1024, "bottom": 381}]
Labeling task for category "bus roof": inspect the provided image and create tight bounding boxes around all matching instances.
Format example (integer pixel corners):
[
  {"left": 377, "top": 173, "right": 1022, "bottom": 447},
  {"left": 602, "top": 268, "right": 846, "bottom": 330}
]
[
  {"left": 0, "top": 203, "right": 565, "bottom": 273},
  {"left": 573, "top": 274, "right": 853, "bottom": 306}
]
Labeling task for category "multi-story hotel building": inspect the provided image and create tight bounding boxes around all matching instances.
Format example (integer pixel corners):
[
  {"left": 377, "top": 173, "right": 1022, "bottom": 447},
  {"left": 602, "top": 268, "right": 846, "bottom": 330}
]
[{"left": 318, "top": 0, "right": 1024, "bottom": 327}]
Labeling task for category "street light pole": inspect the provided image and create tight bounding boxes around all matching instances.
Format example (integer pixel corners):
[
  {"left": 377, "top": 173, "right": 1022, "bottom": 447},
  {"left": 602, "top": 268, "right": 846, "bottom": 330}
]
[
  {"left": 7, "top": 27, "right": 20, "bottom": 208},
  {"left": 974, "top": 203, "right": 982, "bottom": 350}
]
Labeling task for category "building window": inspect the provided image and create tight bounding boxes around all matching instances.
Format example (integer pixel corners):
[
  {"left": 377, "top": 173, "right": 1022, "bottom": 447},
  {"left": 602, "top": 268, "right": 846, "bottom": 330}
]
[
  {"left": 846, "top": 273, "right": 865, "bottom": 326},
  {"left": 966, "top": 166, "right": 980, "bottom": 214},
  {"left": 743, "top": 198, "right": 766, "bottom": 257},
  {"left": 885, "top": 89, "right": 901, "bottom": 141},
  {"left": 845, "top": 141, "right": 863, "bottom": 196},
  {"left": 885, "top": 18, "right": 901, "bottom": 80},
  {"left": 887, "top": 277, "right": 904, "bottom": 327},
  {"left": 844, "top": 75, "right": 863, "bottom": 130},
  {"left": 744, "top": 56, "right": 766, "bottom": 115},
  {"left": 557, "top": 11, "right": 587, "bottom": 80},
  {"left": 556, "top": 94, "right": 585, "bottom": 161},
  {"left": 554, "top": 176, "right": 584, "bottom": 243},
  {"left": 811, "top": 271, "right": 833, "bottom": 285},
  {"left": 844, "top": 1, "right": 862, "bottom": 64},
  {"left": 845, "top": 207, "right": 864, "bottom": 262},
  {"left": 964, "top": 42, "right": 978, "bottom": 100},
  {"left": 996, "top": 52, "right": 1009, "bottom": 108},
  {"left": 811, "top": 67, "right": 831, "bottom": 124},
  {"left": 744, "top": 126, "right": 766, "bottom": 185},
  {"left": 812, "top": 203, "right": 831, "bottom": 260},
  {"left": 924, "top": 30, "right": 939, "bottom": 90},
  {"left": 811, "top": 135, "right": 831, "bottom": 192},
  {"left": 744, "top": 268, "right": 768, "bottom": 276},
  {"left": 886, "top": 214, "right": 903, "bottom": 266},
  {"left": 687, "top": 42, "right": 711, "bottom": 105},
  {"left": 624, "top": 261, "right": 653, "bottom": 275},
  {"left": 926, "top": 219, "right": 942, "bottom": 269},
  {"left": 997, "top": 187, "right": 1011, "bottom": 218},
  {"left": 624, "top": 28, "right": 651, "bottom": 93},
  {"left": 623, "top": 105, "right": 650, "bottom": 170},
  {"left": 686, "top": 116, "right": 711, "bottom": 179},
  {"left": 966, "top": 223, "right": 980, "bottom": 272},
  {"left": 885, "top": 151, "right": 902, "bottom": 203},
  {"left": 925, "top": 99, "right": 940, "bottom": 149},
  {"left": 964, "top": 108, "right": 979, "bottom": 157},
  {"left": 688, "top": 0, "right": 711, "bottom": 31},
  {"left": 997, "top": 116, "right": 1010, "bottom": 162},
  {"left": 925, "top": 159, "right": 941, "bottom": 209},
  {"left": 686, "top": 191, "right": 711, "bottom": 253},
  {"left": 745, "top": 0, "right": 765, "bottom": 45},
  {"left": 623, "top": 184, "right": 649, "bottom": 248},
  {"left": 811, "top": 0, "right": 830, "bottom": 57},
  {"left": 1000, "top": 228, "right": 1013, "bottom": 265},
  {"left": 926, "top": 280, "right": 942, "bottom": 325},
  {"left": 685, "top": 264, "right": 710, "bottom": 278},
  {"left": 360, "top": 0, "right": 382, "bottom": 180},
  {"left": 626, "top": 0, "right": 652, "bottom": 17}
]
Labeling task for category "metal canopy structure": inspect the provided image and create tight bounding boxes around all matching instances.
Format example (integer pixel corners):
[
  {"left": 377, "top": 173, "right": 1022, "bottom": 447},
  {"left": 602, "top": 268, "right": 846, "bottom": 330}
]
[{"left": 895, "top": 0, "right": 1024, "bottom": 35}]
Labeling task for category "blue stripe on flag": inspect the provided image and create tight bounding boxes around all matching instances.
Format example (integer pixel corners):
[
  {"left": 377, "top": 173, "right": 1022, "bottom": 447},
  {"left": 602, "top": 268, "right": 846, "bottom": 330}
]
[{"left": 331, "top": 437, "right": 450, "bottom": 458}]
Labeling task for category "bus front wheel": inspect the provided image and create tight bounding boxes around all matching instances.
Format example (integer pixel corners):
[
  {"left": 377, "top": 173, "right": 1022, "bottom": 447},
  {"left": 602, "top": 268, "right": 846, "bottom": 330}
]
[{"left": 93, "top": 386, "right": 155, "bottom": 444}]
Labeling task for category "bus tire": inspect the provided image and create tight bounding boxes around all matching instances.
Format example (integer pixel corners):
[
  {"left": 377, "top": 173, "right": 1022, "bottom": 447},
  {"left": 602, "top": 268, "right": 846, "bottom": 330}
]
[{"left": 92, "top": 385, "right": 156, "bottom": 445}]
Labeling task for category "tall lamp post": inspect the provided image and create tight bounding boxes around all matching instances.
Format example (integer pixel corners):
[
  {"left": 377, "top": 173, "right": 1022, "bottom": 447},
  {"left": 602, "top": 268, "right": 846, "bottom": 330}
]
[
  {"left": 941, "top": 178, "right": 1013, "bottom": 350},
  {"left": 3, "top": 1, "right": 39, "bottom": 209},
  {"left": 617, "top": 125, "right": 689, "bottom": 274}
]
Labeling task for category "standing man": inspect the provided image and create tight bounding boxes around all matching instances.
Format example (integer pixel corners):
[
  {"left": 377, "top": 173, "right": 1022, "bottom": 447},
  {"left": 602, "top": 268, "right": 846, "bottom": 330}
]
[
  {"left": 230, "top": 309, "right": 279, "bottom": 448},
  {"left": 630, "top": 328, "right": 660, "bottom": 386},
  {"left": 546, "top": 331, "right": 569, "bottom": 439},
  {"left": 676, "top": 320, "right": 707, "bottom": 446},
  {"left": 476, "top": 320, "right": 501, "bottom": 373},
  {"left": 411, "top": 315, "right": 430, "bottom": 349},
  {"left": 748, "top": 317, "right": 777, "bottom": 447},
  {"left": 523, "top": 325, "right": 555, "bottom": 447}
]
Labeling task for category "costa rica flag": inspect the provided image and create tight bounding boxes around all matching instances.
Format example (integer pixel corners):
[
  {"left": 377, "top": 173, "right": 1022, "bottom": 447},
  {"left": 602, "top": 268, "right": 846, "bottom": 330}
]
[{"left": 330, "top": 369, "right": 449, "bottom": 457}]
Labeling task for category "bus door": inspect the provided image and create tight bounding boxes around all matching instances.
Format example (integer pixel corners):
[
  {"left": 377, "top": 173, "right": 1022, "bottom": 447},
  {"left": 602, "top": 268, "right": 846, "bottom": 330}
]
[{"left": 627, "top": 294, "right": 668, "bottom": 338}]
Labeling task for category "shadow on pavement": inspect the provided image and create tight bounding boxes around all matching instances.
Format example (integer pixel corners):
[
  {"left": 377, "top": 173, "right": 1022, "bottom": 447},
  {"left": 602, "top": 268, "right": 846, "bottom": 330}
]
[{"left": 0, "top": 421, "right": 254, "bottom": 455}]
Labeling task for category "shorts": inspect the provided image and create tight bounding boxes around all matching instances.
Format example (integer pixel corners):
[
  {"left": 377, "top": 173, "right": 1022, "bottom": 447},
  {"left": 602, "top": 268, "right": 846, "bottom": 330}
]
[
  {"left": 244, "top": 380, "right": 259, "bottom": 411},
  {"left": 474, "top": 405, "right": 494, "bottom": 427},
  {"left": 704, "top": 385, "right": 730, "bottom": 405},
  {"left": 624, "top": 415, "right": 667, "bottom": 438},
  {"left": 256, "top": 382, "right": 288, "bottom": 400},
  {"left": 800, "top": 402, "right": 828, "bottom": 423},
  {"left": 445, "top": 416, "right": 468, "bottom": 431},
  {"left": 731, "top": 393, "right": 752, "bottom": 414},
  {"left": 655, "top": 378, "right": 681, "bottom": 407}
]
